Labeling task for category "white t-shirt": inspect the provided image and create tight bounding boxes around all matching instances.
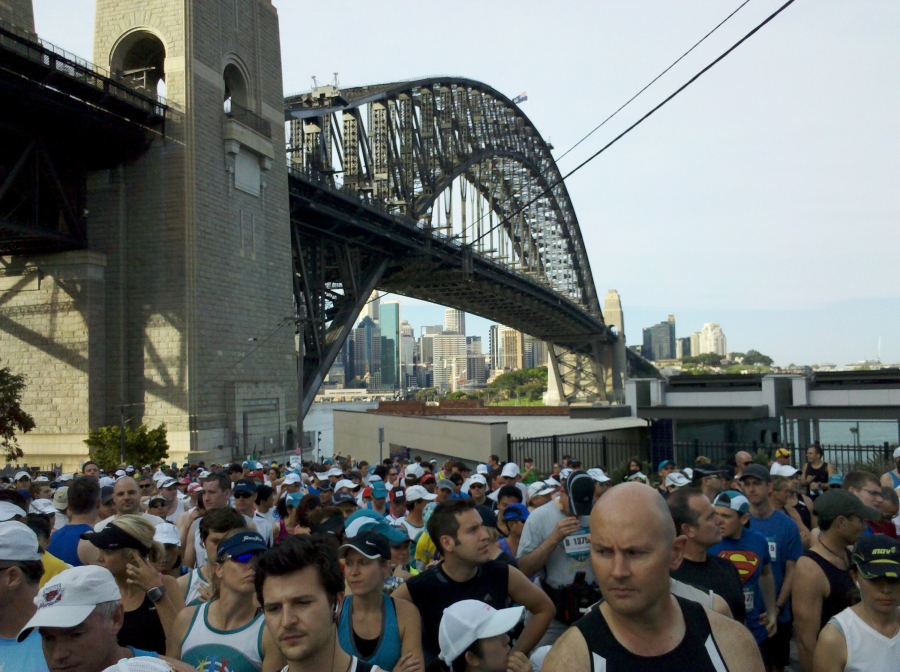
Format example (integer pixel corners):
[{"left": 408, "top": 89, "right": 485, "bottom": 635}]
[{"left": 94, "top": 512, "right": 164, "bottom": 531}]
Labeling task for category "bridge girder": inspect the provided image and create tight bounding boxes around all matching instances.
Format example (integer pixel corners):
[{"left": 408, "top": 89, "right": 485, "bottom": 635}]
[{"left": 286, "top": 78, "right": 619, "bottom": 409}]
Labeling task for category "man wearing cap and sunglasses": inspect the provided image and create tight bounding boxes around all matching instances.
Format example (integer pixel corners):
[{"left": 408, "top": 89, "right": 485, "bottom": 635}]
[
  {"left": 516, "top": 470, "right": 601, "bottom": 647},
  {"left": 792, "top": 488, "right": 881, "bottom": 672},
  {"left": 232, "top": 480, "right": 274, "bottom": 547},
  {"left": 170, "top": 530, "right": 281, "bottom": 672},
  {"left": 0, "top": 521, "right": 48, "bottom": 672},
  {"left": 813, "top": 534, "right": 900, "bottom": 671}
]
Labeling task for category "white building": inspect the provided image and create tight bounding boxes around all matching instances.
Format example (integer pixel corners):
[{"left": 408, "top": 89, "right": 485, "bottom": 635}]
[
  {"left": 699, "top": 323, "right": 727, "bottom": 357},
  {"left": 444, "top": 308, "right": 465, "bottom": 335},
  {"left": 433, "top": 333, "right": 467, "bottom": 391}
]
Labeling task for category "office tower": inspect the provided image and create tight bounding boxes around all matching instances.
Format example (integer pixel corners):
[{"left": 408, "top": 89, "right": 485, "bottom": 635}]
[
  {"left": 444, "top": 308, "right": 465, "bottom": 335},
  {"left": 675, "top": 337, "right": 692, "bottom": 360},
  {"left": 523, "top": 334, "right": 535, "bottom": 369},
  {"left": 500, "top": 326, "right": 524, "bottom": 370},
  {"left": 531, "top": 339, "right": 547, "bottom": 369},
  {"left": 433, "top": 333, "right": 467, "bottom": 390},
  {"left": 699, "top": 323, "right": 727, "bottom": 356},
  {"left": 642, "top": 315, "right": 676, "bottom": 360},
  {"left": 400, "top": 320, "right": 414, "bottom": 338},
  {"left": 642, "top": 328, "right": 653, "bottom": 359},
  {"left": 400, "top": 333, "right": 416, "bottom": 383},
  {"left": 466, "top": 336, "right": 482, "bottom": 355},
  {"left": 365, "top": 291, "right": 380, "bottom": 323},
  {"left": 489, "top": 325, "right": 503, "bottom": 370},
  {"left": 690, "top": 332, "right": 701, "bottom": 357},
  {"left": 355, "top": 316, "right": 381, "bottom": 388},
  {"left": 379, "top": 302, "right": 401, "bottom": 389}
]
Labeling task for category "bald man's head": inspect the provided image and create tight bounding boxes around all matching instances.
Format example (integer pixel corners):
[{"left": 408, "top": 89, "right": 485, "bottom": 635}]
[
  {"left": 112, "top": 477, "right": 140, "bottom": 514},
  {"left": 590, "top": 483, "right": 684, "bottom": 617}
]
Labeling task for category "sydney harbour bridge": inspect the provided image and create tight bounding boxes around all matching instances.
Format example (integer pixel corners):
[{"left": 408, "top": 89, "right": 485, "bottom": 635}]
[{"left": 0, "top": 0, "right": 632, "bottom": 464}]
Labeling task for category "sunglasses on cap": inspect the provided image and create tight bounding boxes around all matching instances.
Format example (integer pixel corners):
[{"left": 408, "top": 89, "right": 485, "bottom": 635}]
[{"left": 225, "top": 551, "right": 264, "bottom": 564}]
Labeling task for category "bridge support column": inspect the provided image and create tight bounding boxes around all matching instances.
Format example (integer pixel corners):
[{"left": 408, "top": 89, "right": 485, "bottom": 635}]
[{"left": 547, "top": 342, "right": 612, "bottom": 406}]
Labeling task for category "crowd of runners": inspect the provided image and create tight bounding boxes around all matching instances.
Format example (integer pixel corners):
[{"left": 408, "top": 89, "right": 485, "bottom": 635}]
[{"left": 1, "top": 446, "right": 899, "bottom": 672}]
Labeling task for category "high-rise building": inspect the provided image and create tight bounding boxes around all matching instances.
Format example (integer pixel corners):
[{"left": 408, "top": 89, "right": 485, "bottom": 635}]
[
  {"left": 699, "top": 323, "right": 727, "bottom": 357},
  {"left": 433, "top": 333, "right": 467, "bottom": 391},
  {"left": 489, "top": 325, "right": 503, "bottom": 370},
  {"left": 531, "top": 339, "right": 547, "bottom": 369},
  {"left": 500, "top": 326, "right": 524, "bottom": 370},
  {"left": 690, "top": 332, "right": 701, "bottom": 357},
  {"left": 642, "top": 315, "right": 676, "bottom": 361},
  {"left": 400, "top": 320, "right": 414, "bottom": 338},
  {"left": 379, "top": 302, "right": 401, "bottom": 389},
  {"left": 466, "top": 336, "right": 482, "bottom": 355},
  {"left": 365, "top": 291, "right": 380, "bottom": 323},
  {"left": 675, "top": 337, "right": 692, "bottom": 360},
  {"left": 354, "top": 316, "right": 381, "bottom": 388},
  {"left": 444, "top": 308, "right": 465, "bottom": 335},
  {"left": 400, "top": 333, "right": 415, "bottom": 383}
]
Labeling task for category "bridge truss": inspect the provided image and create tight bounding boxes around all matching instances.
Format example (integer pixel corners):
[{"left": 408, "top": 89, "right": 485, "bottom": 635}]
[{"left": 285, "top": 78, "right": 622, "bottom": 412}]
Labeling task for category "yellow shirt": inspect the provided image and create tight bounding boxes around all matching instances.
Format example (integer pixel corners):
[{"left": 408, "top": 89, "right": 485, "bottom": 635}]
[
  {"left": 40, "top": 551, "right": 71, "bottom": 588},
  {"left": 414, "top": 531, "right": 437, "bottom": 571}
]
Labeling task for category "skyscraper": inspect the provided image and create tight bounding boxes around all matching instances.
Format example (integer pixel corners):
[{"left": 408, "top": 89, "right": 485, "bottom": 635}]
[
  {"left": 444, "top": 308, "right": 465, "bottom": 335},
  {"left": 501, "top": 326, "right": 524, "bottom": 370},
  {"left": 489, "top": 325, "right": 503, "bottom": 371},
  {"left": 433, "top": 333, "right": 467, "bottom": 391},
  {"left": 365, "top": 291, "right": 380, "bottom": 323},
  {"left": 354, "top": 316, "right": 381, "bottom": 388},
  {"left": 642, "top": 315, "right": 676, "bottom": 360},
  {"left": 699, "top": 323, "right": 727, "bottom": 356},
  {"left": 379, "top": 302, "right": 401, "bottom": 389}
]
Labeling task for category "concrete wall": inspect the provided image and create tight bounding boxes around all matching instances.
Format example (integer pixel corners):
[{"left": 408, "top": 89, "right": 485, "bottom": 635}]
[
  {"left": 333, "top": 411, "right": 508, "bottom": 466},
  {"left": 0, "top": 252, "right": 106, "bottom": 471},
  {"left": 0, "top": 0, "right": 34, "bottom": 32}
]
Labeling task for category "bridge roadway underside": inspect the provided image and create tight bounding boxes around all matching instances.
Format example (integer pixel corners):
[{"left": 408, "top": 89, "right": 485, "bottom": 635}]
[{"left": 289, "top": 171, "right": 614, "bottom": 409}]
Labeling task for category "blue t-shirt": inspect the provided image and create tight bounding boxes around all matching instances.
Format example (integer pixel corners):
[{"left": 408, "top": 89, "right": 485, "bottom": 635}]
[
  {"left": 709, "top": 527, "right": 771, "bottom": 643},
  {"left": 750, "top": 509, "right": 803, "bottom": 623},
  {"left": 0, "top": 630, "right": 49, "bottom": 672},
  {"left": 47, "top": 524, "right": 93, "bottom": 567}
]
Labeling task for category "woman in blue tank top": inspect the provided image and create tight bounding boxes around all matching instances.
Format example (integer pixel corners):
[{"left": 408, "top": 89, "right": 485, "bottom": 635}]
[{"left": 337, "top": 530, "right": 425, "bottom": 671}]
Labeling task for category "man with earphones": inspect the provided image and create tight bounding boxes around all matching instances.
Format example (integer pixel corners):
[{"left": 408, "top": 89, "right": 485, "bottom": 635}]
[{"left": 256, "top": 535, "right": 422, "bottom": 672}]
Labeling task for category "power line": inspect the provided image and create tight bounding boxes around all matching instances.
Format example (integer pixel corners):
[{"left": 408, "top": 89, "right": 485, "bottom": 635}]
[
  {"left": 449, "top": 0, "right": 754, "bottom": 244},
  {"left": 467, "top": 0, "right": 798, "bottom": 250}
]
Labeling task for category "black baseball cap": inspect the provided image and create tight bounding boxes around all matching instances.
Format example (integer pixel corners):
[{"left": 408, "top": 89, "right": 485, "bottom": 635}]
[
  {"left": 81, "top": 523, "right": 149, "bottom": 555},
  {"left": 566, "top": 470, "right": 595, "bottom": 518},
  {"left": 310, "top": 512, "right": 345, "bottom": 536},
  {"left": 814, "top": 488, "right": 881, "bottom": 524},
  {"left": 851, "top": 534, "right": 900, "bottom": 579},
  {"left": 339, "top": 529, "right": 391, "bottom": 560},
  {"left": 738, "top": 464, "right": 771, "bottom": 483},
  {"left": 390, "top": 488, "right": 406, "bottom": 503},
  {"left": 100, "top": 486, "right": 115, "bottom": 504},
  {"left": 475, "top": 504, "right": 497, "bottom": 529},
  {"left": 691, "top": 466, "right": 726, "bottom": 481}
]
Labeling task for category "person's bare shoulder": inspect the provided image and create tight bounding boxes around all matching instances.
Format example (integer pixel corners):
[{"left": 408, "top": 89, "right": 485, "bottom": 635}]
[
  {"left": 707, "top": 609, "right": 764, "bottom": 672},
  {"left": 541, "top": 625, "right": 591, "bottom": 672}
]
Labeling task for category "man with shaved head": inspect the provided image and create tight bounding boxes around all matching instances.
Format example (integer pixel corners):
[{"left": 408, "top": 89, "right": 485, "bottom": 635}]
[
  {"left": 94, "top": 477, "right": 164, "bottom": 531},
  {"left": 543, "top": 483, "right": 763, "bottom": 672}
]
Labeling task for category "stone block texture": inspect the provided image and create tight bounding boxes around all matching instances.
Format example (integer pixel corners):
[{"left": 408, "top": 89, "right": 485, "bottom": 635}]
[
  {"left": 0, "top": 0, "right": 34, "bottom": 32},
  {"left": 1, "top": 0, "right": 295, "bottom": 470}
]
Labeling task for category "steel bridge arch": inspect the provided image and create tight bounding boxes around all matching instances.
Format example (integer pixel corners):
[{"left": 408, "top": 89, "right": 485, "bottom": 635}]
[{"left": 285, "top": 77, "right": 601, "bottom": 318}]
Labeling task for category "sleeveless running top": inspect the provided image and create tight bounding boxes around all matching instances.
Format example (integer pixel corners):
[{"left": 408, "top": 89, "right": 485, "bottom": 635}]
[
  {"left": 804, "top": 550, "right": 859, "bottom": 630},
  {"left": 338, "top": 593, "right": 402, "bottom": 671},
  {"left": 181, "top": 602, "right": 265, "bottom": 672},
  {"left": 184, "top": 567, "right": 209, "bottom": 606},
  {"left": 574, "top": 596, "right": 730, "bottom": 672},
  {"left": 279, "top": 660, "right": 376, "bottom": 672},
  {"left": 829, "top": 607, "right": 900, "bottom": 672},
  {"left": 891, "top": 471, "right": 900, "bottom": 489},
  {"left": 793, "top": 497, "right": 812, "bottom": 530},
  {"left": 118, "top": 594, "right": 167, "bottom": 655},
  {"left": 805, "top": 462, "right": 830, "bottom": 496}
]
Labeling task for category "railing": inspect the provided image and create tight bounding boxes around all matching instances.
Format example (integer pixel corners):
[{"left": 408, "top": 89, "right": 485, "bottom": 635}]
[
  {"left": 224, "top": 99, "right": 271, "bottom": 137},
  {"left": 509, "top": 434, "right": 653, "bottom": 476},
  {"left": 0, "top": 16, "right": 169, "bottom": 120}
]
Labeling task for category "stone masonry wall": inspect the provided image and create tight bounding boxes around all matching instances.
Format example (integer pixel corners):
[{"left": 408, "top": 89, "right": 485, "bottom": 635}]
[{"left": 0, "top": 0, "right": 34, "bottom": 32}]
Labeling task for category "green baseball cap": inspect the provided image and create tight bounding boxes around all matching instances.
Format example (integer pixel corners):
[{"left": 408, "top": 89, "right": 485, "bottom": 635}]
[
  {"left": 851, "top": 534, "right": 900, "bottom": 580},
  {"left": 813, "top": 488, "right": 880, "bottom": 523}
]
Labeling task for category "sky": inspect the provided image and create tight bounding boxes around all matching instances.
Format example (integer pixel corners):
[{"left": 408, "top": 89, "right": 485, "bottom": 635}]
[{"left": 31, "top": 0, "right": 900, "bottom": 366}]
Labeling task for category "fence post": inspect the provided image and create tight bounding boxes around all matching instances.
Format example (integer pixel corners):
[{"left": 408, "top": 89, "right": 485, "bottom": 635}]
[
  {"left": 602, "top": 436, "right": 608, "bottom": 469},
  {"left": 886, "top": 442, "right": 892, "bottom": 462},
  {"left": 552, "top": 435, "right": 559, "bottom": 468}
]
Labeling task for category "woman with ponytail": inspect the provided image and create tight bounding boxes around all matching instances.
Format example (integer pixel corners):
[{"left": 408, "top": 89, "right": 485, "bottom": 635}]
[{"left": 81, "top": 513, "right": 181, "bottom": 654}]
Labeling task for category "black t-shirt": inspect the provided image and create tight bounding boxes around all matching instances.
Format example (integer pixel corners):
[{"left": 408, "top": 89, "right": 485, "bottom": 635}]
[
  {"left": 406, "top": 560, "right": 510, "bottom": 661},
  {"left": 671, "top": 554, "right": 746, "bottom": 623}
]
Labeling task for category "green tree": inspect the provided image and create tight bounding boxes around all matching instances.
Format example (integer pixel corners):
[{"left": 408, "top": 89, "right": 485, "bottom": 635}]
[
  {"left": 0, "top": 360, "right": 36, "bottom": 462},
  {"left": 743, "top": 350, "right": 774, "bottom": 366},
  {"left": 488, "top": 366, "right": 548, "bottom": 401},
  {"left": 85, "top": 423, "right": 170, "bottom": 471},
  {"left": 682, "top": 353, "right": 724, "bottom": 367}
]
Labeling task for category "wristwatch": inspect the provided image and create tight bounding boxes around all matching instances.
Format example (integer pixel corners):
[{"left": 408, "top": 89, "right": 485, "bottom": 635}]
[{"left": 147, "top": 585, "right": 166, "bottom": 602}]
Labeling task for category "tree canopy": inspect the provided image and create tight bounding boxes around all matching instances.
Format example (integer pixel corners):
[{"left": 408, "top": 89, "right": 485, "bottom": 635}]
[
  {"left": 488, "top": 366, "right": 548, "bottom": 401},
  {"left": 84, "top": 423, "right": 170, "bottom": 471},
  {"left": 0, "top": 360, "right": 35, "bottom": 462}
]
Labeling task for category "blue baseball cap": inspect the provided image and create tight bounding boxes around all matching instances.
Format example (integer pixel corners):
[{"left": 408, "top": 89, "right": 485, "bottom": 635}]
[
  {"left": 370, "top": 481, "right": 388, "bottom": 499},
  {"left": 502, "top": 503, "right": 530, "bottom": 522},
  {"left": 333, "top": 491, "right": 358, "bottom": 507},
  {"left": 713, "top": 490, "right": 750, "bottom": 515},
  {"left": 658, "top": 459, "right": 675, "bottom": 471},
  {"left": 216, "top": 531, "right": 268, "bottom": 559},
  {"left": 828, "top": 474, "right": 844, "bottom": 487},
  {"left": 285, "top": 492, "right": 304, "bottom": 508},
  {"left": 233, "top": 481, "right": 257, "bottom": 495}
]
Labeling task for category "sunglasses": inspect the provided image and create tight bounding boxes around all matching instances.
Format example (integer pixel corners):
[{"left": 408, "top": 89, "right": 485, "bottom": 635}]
[
  {"left": 225, "top": 551, "right": 264, "bottom": 564},
  {"left": 149, "top": 501, "right": 167, "bottom": 508},
  {"left": 233, "top": 491, "right": 255, "bottom": 499},
  {"left": 139, "top": 483, "right": 153, "bottom": 489}
]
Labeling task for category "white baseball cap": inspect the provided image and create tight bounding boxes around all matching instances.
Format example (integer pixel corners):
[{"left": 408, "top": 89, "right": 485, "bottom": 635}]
[
  {"left": 57, "top": 474, "right": 74, "bottom": 483},
  {"left": 476, "top": 464, "right": 489, "bottom": 474},
  {"left": 53, "top": 487, "right": 69, "bottom": 511},
  {"left": 103, "top": 657, "right": 174, "bottom": 672},
  {"left": 404, "top": 463, "right": 424, "bottom": 479},
  {"left": 327, "top": 467, "right": 344, "bottom": 478},
  {"left": 559, "top": 468, "right": 573, "bottom": 481},
  {"left": 0, "top": 521, "right": 42, "bottom": 561},
  {"left": 500, "top": 463, "right": 519, "bottom": 479},
  {"left": 18, "top": 565, "right": 122, "bottom": 641},
  {"left": 438, "top": 600, "right": 524, "bottom": 664},
  {"left": 587, "top": 468, "right": 611, "bottom": 484},
  {"left": 33, "top": 476, "right": 50, "bottom": 484},
  {"left": 893, "top": 446, "right": 900, "bottom": 459},
  {"left": 197, "top": 470, "right": 211, "bottom": 479},
  {"left": 527, "top": 482, "right": 555, "bottom": 499},
  {"left": 158, "top": 477, "right": 177, "bottom": 489},
  {"left": 153, "top": 523, "right": 181, "bottom": 547},
  {"left": 29, "top": 499, "right": 57, "bottom": 516},
  {"left": 334, "top": 479, "right": 359, "bottom": 492},
  {"left": 405, "top": 485, "right": 437, "bottom": 502},
  {"left": 544, "top": 477, "right": 561, "bottom": 488},
  {"left": 14, "top": 471, "right": 31, "bottom": 482},
  {"left": 187, "top": 483, "right": 203, "bottom": 494},
  {"left": 665, "top": 472, "right": 691, "bottom": 488},
  {"left": 0, "top": 501, "right": 27, "bottom": 522},
  {"left": 770, "top": 463, "right": 800, "bottom": 478},
  {"left": 682, "top": 468, "right": 694, "bottom": 480},
  {"left": 98, "top": 476, "right": 116, "bottom": 487},
  {"left": 114, "top": 470, "right": 126, "bottom": 477},
  {"left": 283, "top": 473, "right": 302, "bottom": 485}
]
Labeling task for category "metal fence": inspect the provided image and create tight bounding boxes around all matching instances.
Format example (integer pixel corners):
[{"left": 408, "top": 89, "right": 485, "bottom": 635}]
[
  {"left": 225, "top": 99, "right": 271, "bottom": 137},
  {"left": 509, "top": 434, "right": 898, "bottom": 481}
]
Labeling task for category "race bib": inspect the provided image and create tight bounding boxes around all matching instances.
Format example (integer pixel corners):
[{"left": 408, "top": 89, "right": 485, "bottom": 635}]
[
  {"left": 767, "top": 537, "right": 777, "bottom": 561},
  {"left": 744, "top": 588, "right": 754, "bottom": 610},
  {"left": 563, "top": 527, "right": 591, "bottom": 559}
]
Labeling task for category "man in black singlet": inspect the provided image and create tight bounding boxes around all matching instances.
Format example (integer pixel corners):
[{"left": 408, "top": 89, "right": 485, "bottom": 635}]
[
  {"left": 392, "top": 498, "right": 554, "bottom": 662},
  {"left": 543, "top": 482, "right": 763, "bottom": 672},
  {"left": 791, "top": 488, "right": 879, "bottom": 672}
]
